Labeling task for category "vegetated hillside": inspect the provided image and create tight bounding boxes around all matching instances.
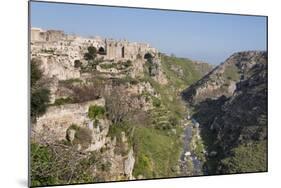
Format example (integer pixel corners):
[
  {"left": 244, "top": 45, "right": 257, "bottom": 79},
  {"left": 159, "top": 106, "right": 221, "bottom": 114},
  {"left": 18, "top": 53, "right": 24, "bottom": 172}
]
[
  {"left": 30, "top": 40, "right": 212, "bottom": 186},
  {"left": 182, "top": 51, "right": 268, "bottom": 174},
  {"left": 182, "top": 51, "right": 267, "bottom": 105},
  {"left": 161, "top": 55, "right": 212, "bottom": 91},
  {"left": 130, "top": 54, "right": 213, "bottom": 178}
]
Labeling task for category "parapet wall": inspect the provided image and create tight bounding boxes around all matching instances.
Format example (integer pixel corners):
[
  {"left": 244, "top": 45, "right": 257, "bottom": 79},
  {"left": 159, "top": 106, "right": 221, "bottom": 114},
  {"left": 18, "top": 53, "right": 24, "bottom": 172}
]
[
  {"left": 31, "top": 27, "right": 159, "bottom": 61},
  {"left": 31, "top": 28, "right": 66, "bottom": 42},
  {"left": 32, "top": 98, "right": 105, "bottom": 142}
]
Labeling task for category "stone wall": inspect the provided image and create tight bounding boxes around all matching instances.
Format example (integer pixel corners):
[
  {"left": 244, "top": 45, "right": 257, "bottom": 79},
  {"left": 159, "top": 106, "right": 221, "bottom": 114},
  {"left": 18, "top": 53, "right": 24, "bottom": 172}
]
[
  {"left": 105, "top": 39, "right": 158, "bottom": 61},
  {"left": 31, "top": 28, "right": 43, "bottom": 42},
  {"left": 31, "top": 27, "right": 159, "bottom": 62},
  {"left": 32, "top": 98, "right": 105, "bottom": 143},
  {"left": 34, "top": 56, "right": 80, "bottom": 80},
  {"left": 31, "top": 28, "right": 66, "bottom": 42}
]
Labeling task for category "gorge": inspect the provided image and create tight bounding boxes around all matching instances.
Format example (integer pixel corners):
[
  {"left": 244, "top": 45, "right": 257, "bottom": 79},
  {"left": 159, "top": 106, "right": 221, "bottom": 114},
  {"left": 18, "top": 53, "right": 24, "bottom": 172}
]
[{"left": 30, "top": 28, "right": 267, "bottom": 186}]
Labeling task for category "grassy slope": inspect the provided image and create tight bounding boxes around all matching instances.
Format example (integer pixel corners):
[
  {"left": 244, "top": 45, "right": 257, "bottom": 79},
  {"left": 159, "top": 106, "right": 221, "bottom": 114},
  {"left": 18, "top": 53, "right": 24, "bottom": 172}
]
[
  {"left": 161, "top": 55, "right": 204, "bottom": 90},
  {"left": 221, "top": 141, "right": 267, "bottom": 173},
  {"left": 132, "top": 55, "right": 211, "bottom": 178},
  {"left": 133, "top": 126, "right": 182, "bottom": 178}
]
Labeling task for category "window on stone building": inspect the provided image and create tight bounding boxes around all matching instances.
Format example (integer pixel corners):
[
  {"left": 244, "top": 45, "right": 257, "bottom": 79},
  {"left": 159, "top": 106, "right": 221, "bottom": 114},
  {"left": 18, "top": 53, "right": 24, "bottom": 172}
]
[
  {"left": 98, "top": 47, "right": 106, "bottom": 55},
  {"left": 122, "top": 46, "right": 125, "bottom": 58}
]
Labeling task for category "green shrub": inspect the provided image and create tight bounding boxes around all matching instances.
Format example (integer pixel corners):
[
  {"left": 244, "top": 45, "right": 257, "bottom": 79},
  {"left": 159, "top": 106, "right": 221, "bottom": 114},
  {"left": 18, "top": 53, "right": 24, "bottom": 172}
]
[
  {"left": 84, "top": 46, "right": 97, "bottom": 61},
  {"left": 88, "top": 105, "right": 105, "bottom": 120},
  {"left": 88, "top": 46, "right": 97, "bottom": 55},
  {"left": 99, "top": 63, "right": 116, "bottom": 69},
  {"left": 193, "top": 138, "right": 206, "bottom": 162},
  {"left": 155, "top": 121, "right": 172, "bottom": 130},
  {"left": 53, "top": 97, "right": 73, "bottom": 106},
  {"left": 123, "top": 60, "right": 132, "bottom": 68},
  {"left": 220, "top": 141, "right": 267, "bottom": 173},
  {"left": 168, "top": 116, "right": 178, "bottom": 127},
  {"left": 31, "top": 59, "right": 50, "bottom": 119},
  {"left": 107, "top": 122, "right": 131, "bottom": 138},
  {"left": 31, "top": 59, "right": 42, "bottom": 87},
  {"left": 100, "top": 161, "right": 112, "bottom": 172},
  {"left": 83, "top": 46, "right": 100, "bottom": 71},
  {"left": 152, "top": 96, "right": 161, "bottom": 107},
  {"left": 135, "top": 154, "right": 153, "bottom": 177},
  {"left": 74, "top": 60, "right": 82, "bottom": 68},
  {"left": 107, "top": 122, "right": 134, "bottom": 156},
  {"left": 31, "top": 143, "right": 58, "bottom": 186},
  {"left": 31, "top": 88, "right": 50, "bottom": 118}
]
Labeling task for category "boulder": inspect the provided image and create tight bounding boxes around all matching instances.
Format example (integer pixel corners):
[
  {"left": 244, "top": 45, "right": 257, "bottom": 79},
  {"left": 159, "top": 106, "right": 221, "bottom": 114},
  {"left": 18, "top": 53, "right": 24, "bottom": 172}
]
[
  {"left": 124, "top": 148, "right": 135, "bottom": 179},
  {"left": 209, "top": 151, "right": 217, "bottom": 157},
  {"left": 67, "top": 129, "right": 76, "bottom": 143}
]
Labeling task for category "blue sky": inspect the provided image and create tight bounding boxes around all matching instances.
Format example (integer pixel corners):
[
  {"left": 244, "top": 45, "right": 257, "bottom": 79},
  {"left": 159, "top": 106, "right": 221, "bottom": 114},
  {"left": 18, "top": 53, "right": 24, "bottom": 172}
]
[{"left": 30, "top": 1, "right": 267, "bottom": 64}]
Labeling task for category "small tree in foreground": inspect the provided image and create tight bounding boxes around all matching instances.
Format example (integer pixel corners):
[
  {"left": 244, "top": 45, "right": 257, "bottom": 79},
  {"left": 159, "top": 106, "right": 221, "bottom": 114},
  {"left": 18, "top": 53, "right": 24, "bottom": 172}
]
[
  {"left": 31, "top": 58, "right": 50, "bottom": 119},
  {"left": 104, "top": 87, "right": 138, "bottom": 124}
]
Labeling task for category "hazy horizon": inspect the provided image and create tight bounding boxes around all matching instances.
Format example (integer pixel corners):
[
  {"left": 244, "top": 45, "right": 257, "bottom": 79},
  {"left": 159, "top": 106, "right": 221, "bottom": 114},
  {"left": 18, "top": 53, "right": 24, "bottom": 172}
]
[{"left": 30, "top": 1, "right": 267, "bottom": 64}]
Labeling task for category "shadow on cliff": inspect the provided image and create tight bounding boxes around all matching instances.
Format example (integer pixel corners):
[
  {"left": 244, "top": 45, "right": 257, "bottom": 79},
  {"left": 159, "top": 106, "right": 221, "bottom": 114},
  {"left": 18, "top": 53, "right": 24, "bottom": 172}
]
[{"left": 189, "top": 96, "right": 228, "bottom": 174}]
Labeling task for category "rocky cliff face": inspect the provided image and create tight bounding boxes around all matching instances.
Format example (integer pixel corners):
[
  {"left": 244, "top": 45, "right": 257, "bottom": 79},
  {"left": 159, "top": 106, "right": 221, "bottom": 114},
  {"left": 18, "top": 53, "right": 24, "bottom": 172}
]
[
  {"left": 32, "top": 96, "right": 136, "bottom": 180},
  {"left": 182, "top": 51, "right": 267, "bottom": 104},
  {"left": 32, "top": 98, "right": 105, "bottom": 143},
  {"left": 182, "top": 51, "right": 268, "bottom": 174},
  {"left": 211, "top": 59, "right": 267, "bottom": 149},
  {"left": 30, "top": 29, "right": 218, "bottom": 186}
]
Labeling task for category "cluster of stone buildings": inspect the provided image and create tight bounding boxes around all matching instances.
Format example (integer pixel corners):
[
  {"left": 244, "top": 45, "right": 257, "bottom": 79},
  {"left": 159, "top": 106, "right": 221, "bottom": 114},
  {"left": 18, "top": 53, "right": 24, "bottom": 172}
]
[{"left": 31, "top": 27, "right": 158, "bottom": 62}]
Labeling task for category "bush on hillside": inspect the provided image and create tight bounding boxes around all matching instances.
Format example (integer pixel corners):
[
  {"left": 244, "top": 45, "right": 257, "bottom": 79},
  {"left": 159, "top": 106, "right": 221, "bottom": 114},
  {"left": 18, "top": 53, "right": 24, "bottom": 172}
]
[
  {"left": 31, "top": 58, "right": 50, "bottom": 119},
  {"left": 74, "top": 60, "right": 82, "bottom": 68},
  {"left": 88, "top": 105, "right": 105, "bottom": 120}
]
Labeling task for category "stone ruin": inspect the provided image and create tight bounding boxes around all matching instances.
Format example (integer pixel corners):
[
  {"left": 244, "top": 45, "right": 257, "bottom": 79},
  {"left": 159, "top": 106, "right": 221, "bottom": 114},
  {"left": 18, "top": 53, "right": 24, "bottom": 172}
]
[{"left": 30, "top": 27, "right": 159, "bottom": 62}]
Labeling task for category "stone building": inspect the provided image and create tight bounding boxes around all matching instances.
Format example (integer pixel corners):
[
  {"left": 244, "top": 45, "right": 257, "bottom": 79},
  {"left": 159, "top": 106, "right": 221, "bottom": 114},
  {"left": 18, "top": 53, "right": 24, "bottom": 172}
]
[
  {"left": 31, "top": 27, "right": 44, "bottom": 42},
  {"left": 31, "top": 27, "right": 159, "bottom": 61},
  {"left": 103, "top": 39, "right": 157, "bottom": 61},
  {"left": 31, "top": 27, "right": 66, "bottom": 42}
]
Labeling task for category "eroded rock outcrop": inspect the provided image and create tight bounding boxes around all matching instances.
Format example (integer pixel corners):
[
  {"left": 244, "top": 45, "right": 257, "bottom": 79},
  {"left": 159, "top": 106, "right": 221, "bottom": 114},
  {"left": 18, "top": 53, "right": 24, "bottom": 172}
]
[
  {"left": 211, "top": 58, "right": 268, "bottom": 151},
  {"left": 182, "top": 51, "right": 267, "bottom": 104},
  {"left": 182, "top": 51, "right": 268, "bottom": 174},
  {"left": 124, "top": 148, "right": 135, "bottom": 179},
  {"left": 32, "top": 98, "right": 105, "bottom": 143}
]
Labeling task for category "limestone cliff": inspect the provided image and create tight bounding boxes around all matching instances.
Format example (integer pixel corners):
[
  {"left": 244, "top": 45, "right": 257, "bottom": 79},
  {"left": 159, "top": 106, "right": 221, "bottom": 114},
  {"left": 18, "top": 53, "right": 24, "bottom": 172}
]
[
  {"left": 30, "top": 28, "right": 216, "bottom": 185},
  {"left": 182, "top": 51, "right": 267, "bottom": 104},
  {"left": 182, "top": 51, "right": 268, "bottom": 174}
]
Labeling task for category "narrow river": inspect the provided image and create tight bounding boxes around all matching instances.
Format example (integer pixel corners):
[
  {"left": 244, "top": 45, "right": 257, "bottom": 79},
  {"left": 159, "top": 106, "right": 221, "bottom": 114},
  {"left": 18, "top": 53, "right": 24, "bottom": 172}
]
[{"left": 179, "top": 118, "right": 203, "bottom": 176}]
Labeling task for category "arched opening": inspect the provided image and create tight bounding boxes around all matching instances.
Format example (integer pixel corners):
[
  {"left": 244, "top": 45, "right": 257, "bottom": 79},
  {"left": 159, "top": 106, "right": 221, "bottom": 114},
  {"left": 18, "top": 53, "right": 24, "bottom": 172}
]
[
  {"left": 144, "top": 53, "right": 153, "bottom": 60},
  {"left": 144, "top": 53, "right": 154, "bottom": 66},
  {"left": 144, "top": 52, "right": 155, "bottom": 76},
  {"left": 98, "top": 47, "right": 106, "bottom": 55},
  {"left": 121, "top": 47, "right": 125, "bottom": 58}
]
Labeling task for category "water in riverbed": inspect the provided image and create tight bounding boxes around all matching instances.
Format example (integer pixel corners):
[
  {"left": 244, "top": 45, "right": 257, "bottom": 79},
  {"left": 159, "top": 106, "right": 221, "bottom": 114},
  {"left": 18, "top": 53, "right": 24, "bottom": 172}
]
[{"left": 179, "top": 118, "right": 203, "bottom": 176}]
